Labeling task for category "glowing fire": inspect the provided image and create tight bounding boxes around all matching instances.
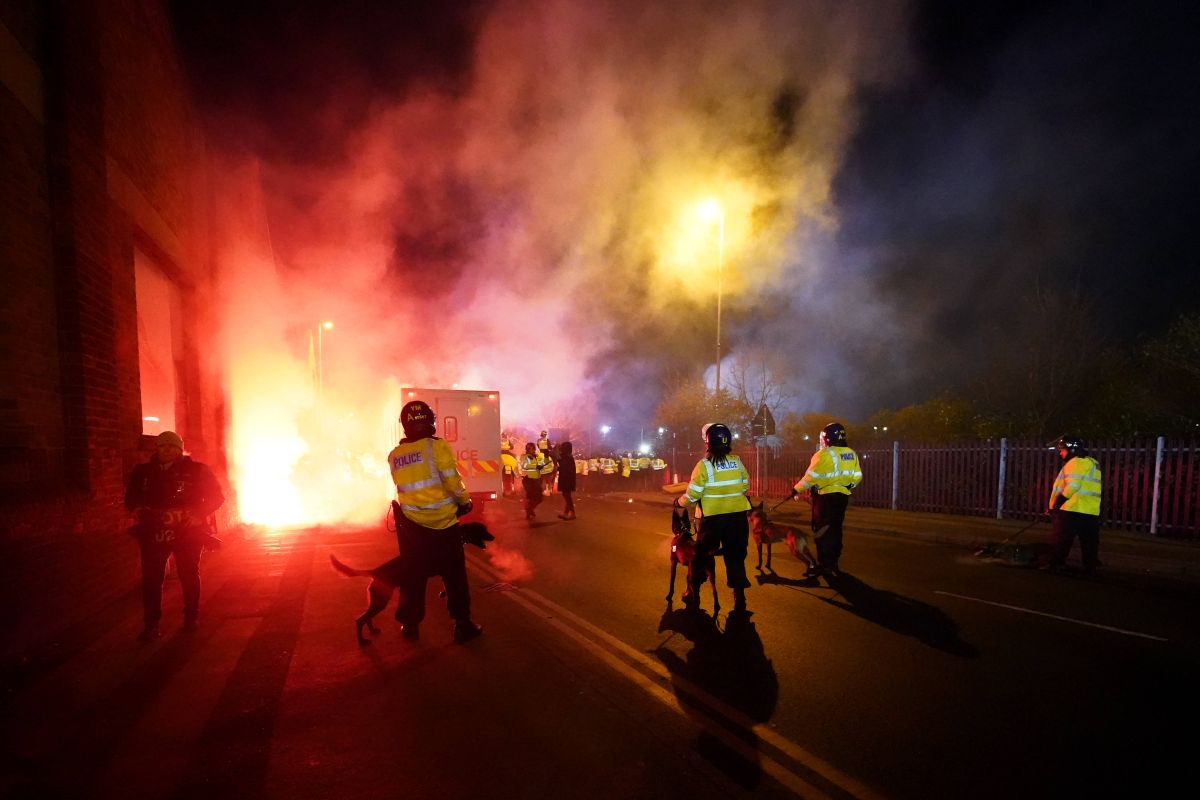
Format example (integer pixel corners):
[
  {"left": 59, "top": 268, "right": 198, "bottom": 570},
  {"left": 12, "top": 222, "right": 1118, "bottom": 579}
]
[{"left": 229, "top": 357, "right": 396, "bottom": 529}]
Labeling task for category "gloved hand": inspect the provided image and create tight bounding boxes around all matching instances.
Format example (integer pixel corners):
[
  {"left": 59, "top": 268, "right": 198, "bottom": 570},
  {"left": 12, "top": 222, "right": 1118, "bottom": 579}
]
[
  {"left": 455, "top": 501, "right": 474, "bottom": 518},
  {"left": 789, "top": 488, "right": 799, "bottom": 499},
  {"left": 673, "top": 496, "right": 687, "bottom": 509},
  {"left": 460, "top": 522, "right": 495, "bottom": 549}
]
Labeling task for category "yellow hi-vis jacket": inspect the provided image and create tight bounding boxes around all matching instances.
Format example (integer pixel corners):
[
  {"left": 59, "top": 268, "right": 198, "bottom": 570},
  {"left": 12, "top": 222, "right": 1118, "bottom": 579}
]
[
  {"left": 601, "top": 458, "right": 616, "bottom": 474},
  {"left": 1049, "top": 456, "right": 1102, "bottom": 515},
  {"left": 620, "top": 457, "right": 631, "bottom": 477},
  {"left": 501, "top": 452, "right": 519, "bottom": 476},
  {"left": 520, "top": 453, "right": 545, "bottom": 479},
  {"left": 794, "top": 446, "right": 863, "bottom": 496},
  {"left": 681, "top": 455, "right": 751, "bottom": 516},
  {"left": 540, "top": 454, "right": 556, "bottom": 477},
  {"left": 388, "top": 436, "right": 469, "bottom": 530}
]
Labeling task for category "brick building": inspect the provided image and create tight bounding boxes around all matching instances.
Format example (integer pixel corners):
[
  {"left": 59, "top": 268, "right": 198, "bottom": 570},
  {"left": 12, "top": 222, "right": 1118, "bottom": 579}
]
[{"left": 0, "top": 1, "right": 229, "bottom": 659}]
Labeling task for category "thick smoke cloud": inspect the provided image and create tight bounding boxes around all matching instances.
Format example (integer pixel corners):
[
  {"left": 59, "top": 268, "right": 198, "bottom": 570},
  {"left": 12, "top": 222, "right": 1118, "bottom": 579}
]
[
  {"left": 832, "top": 0, "right": 1200, "bottom": 409},
  {"left": 182, "top": 0, "right": 914, "bottom": 522},
  {"left": 174, "top": 0, "right": 1200, "bottom": 523}
]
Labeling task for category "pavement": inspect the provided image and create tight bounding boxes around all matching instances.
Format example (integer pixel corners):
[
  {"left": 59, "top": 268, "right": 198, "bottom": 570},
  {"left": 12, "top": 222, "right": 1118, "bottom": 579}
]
[{"left": 605, "top": 486, "right": 1200, "bottom": 595}]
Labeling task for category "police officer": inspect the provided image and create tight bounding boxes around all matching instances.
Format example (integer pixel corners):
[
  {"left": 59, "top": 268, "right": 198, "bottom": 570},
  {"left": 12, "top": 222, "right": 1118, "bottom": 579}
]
[
  {"left": 790, "top": 422, "right": 862, "bottom": 578},
  {"left": 1042, "top": 435, "right": 1103, "bottom": 574},
  {"left": 540, "top": 443, "right": 557, "bottom": 495},
  {"left": 388, "top": 400, "right": 482, "bottom": 644},
  {"left": 537, "top": 430, "right": 552, "bottom": 457},
  {"left": 519, "top": 442, "right": 545, "bottom": 520},
  {"left": 674, "top": 423, "right": 752, "bottom": 613},
  {"left": 125, "top": 430, "right": 224, "bottom": 641}
]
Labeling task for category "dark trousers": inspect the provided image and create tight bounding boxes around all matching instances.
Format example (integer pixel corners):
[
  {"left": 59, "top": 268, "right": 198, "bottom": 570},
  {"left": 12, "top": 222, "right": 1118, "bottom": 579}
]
[
  {"left": 691, "top": 510, "right": 751, "bottom": 593},
  {"left": 561, "top": 490, "right": 575, "bottom": 515},
  {"left": 812, "top": 491, "right": 850, "bottom": 567},
  {"left": 523, "top": 477, "right": 543, "bottom": 513},
  {"left": 394, "top": 518, "right": 471, "bottom": 626},
  {"left": 1049, "top": 509, "right": 1101, "bottom": 569},
  {"left": 139, "top": 534, "right": 203, "bottom": 627}
]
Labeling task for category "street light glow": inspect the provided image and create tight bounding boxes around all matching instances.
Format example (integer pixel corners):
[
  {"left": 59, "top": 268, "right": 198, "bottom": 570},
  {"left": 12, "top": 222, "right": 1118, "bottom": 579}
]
[
  {"left": 698, "top": 197, "right": 723, "bottom": 221},
  {"left": 600, "top": 425, "right": 611, "bottom": 435}
]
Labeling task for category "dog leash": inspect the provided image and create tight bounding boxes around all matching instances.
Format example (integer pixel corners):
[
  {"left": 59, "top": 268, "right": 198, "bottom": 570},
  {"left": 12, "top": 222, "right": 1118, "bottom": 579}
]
[{"left": 769, "top": 495, "right": 793, "bottom": 513}]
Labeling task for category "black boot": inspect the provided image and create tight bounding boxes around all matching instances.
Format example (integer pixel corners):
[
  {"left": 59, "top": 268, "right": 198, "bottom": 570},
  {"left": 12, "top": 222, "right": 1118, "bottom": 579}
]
[
  {"left": 454, "top": 620, "right": 483, "bottom": 644},
  {"left": 733, "top": 588, "right": 747, "bottom": 612}
]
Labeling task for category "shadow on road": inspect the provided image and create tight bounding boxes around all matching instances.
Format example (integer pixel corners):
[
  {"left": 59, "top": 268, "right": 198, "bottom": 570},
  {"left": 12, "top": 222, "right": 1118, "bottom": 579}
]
[
  {"left": 753, "top": 568, "right": 816, "bottom": 588},
  {"left": 817, "top": 573, "right": 980, "bottom": 658},
  {"left": 653, "top": 607, "right": 779, "bottom": 789}
]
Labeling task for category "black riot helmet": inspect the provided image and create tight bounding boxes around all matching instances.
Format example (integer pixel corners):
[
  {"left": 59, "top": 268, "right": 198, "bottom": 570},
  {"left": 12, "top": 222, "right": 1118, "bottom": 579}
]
[
  {"left": 704, "top": 423, "right": 733, "bottom": 454},
  {"left": 1057, "top": 435, "right": 1085, "bottom": 458},
  {"left": 400, "top": 400, "right": 436, "bottom": 437},
  {"left": 821, "top": 422, "right": 848, "bottom": 448}
]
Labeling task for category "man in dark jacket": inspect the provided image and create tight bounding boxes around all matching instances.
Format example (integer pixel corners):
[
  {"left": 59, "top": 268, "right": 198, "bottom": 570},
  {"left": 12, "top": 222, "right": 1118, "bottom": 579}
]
[{"left": 125, "top": 431, "right": 224, "bottom": 640}]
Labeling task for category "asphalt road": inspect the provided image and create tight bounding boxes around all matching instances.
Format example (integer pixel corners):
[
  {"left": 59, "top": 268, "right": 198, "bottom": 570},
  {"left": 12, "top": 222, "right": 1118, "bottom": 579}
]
[
  {"left": 494, "top": 495, "right": 1198, "bottom": 798},
  {"left": 3, "top": 495, "right": 1195, "bottom": 799}
]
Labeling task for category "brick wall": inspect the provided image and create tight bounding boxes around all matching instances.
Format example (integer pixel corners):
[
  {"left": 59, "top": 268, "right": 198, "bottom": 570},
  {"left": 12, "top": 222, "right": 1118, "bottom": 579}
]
[{"left": 0, "top": 0, "right": 228, "bottom": 660}]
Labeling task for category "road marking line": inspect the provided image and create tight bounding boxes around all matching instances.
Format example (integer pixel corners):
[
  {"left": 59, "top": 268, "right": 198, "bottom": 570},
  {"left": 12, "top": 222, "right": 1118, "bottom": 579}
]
[
  {"left": 933, "top": 591, "right": 1169, "bottom": 642},
  {"left": 466, "top": 555, "right": 884, "bottom": 800}
]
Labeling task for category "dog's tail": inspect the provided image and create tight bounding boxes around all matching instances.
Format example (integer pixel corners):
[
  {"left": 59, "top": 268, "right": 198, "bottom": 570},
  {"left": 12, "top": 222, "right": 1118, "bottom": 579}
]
[{"left": 329, "top": 554, "right": 374, "bottom": 578}]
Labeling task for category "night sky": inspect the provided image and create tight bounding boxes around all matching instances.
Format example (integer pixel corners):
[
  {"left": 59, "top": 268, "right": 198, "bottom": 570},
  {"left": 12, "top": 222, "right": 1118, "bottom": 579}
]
[{"left": 170, "top": 0, "right": 1200, "bottom": 422}]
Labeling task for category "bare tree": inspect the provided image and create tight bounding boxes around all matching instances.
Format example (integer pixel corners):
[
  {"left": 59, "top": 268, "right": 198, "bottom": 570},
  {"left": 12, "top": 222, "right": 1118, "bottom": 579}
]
[
  {"left": 973, "top": 278, "right": 1105, "bottom": 438},
  {"left": 725, "top": 346, "right": 795, "bottom": 433}
]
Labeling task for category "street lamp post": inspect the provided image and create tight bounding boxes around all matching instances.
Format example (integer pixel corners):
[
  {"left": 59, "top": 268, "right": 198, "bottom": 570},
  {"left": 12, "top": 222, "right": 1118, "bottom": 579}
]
[
  {"left": 316, "top": 320, "right": 334, "bottom": 401},
  {"left": 699, "top": 200, "right": 725, "bottom": 398}
]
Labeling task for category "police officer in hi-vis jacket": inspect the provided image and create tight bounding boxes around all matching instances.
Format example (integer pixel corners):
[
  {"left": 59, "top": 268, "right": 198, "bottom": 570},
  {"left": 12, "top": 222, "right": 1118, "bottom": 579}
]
[
  {"left": 388, "top": 400, "right": 482, "bottom": 644},
  {"left": 1041, "top": 435, "right": 1103, "bottom": 574},
  {"left": 790, "top": 422, "right": 862, "bottom": 578}
]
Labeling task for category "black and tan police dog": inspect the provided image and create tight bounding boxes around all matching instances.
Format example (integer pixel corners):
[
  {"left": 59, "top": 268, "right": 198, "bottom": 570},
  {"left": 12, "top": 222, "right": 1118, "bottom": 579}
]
[
  {"left": 666, "top": 506, "right": 719, "bottom": 613},
  {"left": 330, "top": 521, "right": 494, "bottom": 645}
]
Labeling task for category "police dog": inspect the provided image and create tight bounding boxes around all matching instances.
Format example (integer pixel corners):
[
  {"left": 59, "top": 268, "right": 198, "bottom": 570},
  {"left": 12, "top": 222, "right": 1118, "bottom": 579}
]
[
  {"left": 666, "top": 506, "right": 719, "bottom": 613},
  {"left": 330, "top": 521, "right": 494, "bottom": 645},
  {"left": 749, "top": 501, "right": 816, "bottom": 572}
]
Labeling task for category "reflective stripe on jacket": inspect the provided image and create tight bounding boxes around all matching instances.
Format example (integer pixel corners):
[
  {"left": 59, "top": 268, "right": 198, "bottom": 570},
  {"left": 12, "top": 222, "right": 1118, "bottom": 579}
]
[
  {"left": 683, "top": 455, "right": 751, "bottom": 516},
  {"left": 794, "top": 446, "right": 862, "bottom": 496},
  {"left": 520, "top": 454, "right": 544, "bottom": 479},
  {"left": 388, "top": 437, "right": 469, "bottom": 530},
  {"left": 1049, "top": 456, "right": 1102, "bottom": 515}
]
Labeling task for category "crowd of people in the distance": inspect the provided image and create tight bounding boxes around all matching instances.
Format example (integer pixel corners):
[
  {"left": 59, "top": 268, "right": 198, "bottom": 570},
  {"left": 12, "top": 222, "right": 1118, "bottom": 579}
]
[{"left": 499, "top": 430, "right": 668, "bottom": 502}]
